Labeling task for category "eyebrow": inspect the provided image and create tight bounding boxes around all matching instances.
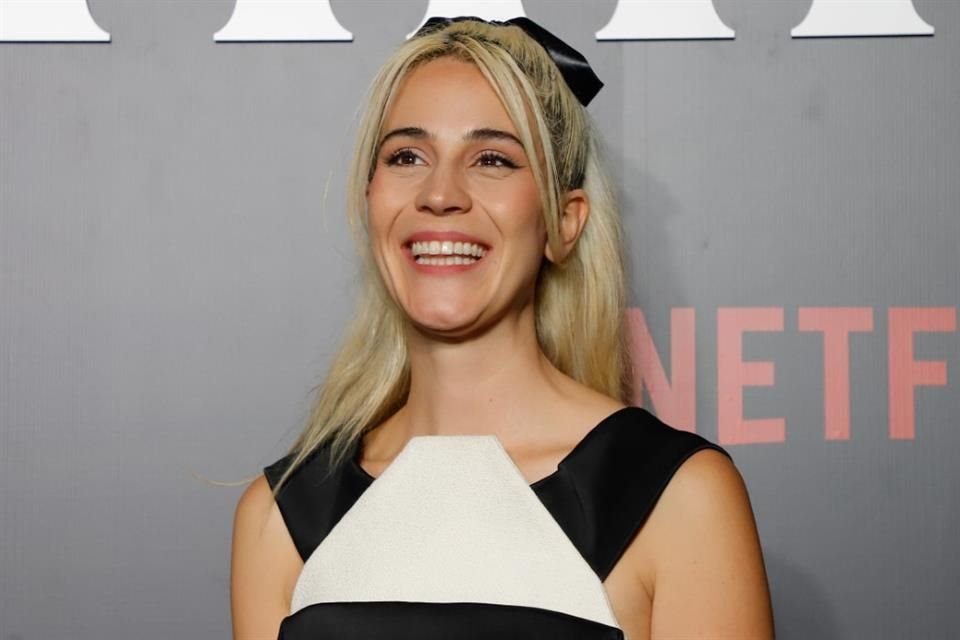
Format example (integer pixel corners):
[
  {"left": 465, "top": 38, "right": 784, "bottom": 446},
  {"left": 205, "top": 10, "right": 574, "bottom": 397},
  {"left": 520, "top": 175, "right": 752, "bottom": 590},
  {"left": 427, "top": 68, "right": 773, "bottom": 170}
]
[
  {"left": 377, "top": 126, "right": 524, "bottom": 150},
  {"left": 466, "top": 128, "right": 524, "bottom": 147}
]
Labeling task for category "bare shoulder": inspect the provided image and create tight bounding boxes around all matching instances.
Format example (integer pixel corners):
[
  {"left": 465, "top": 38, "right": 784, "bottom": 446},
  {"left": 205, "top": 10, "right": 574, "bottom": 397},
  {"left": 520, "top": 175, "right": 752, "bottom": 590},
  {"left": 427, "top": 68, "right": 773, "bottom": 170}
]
[
  {"left": 234, "top": 473, "right": 277, "bottom": 527},
  {"left": 230, "top": 474, "right": 303, "bottom": 640},
  {"left": 232, "top": 474, "right": 294, "bottom": 560},
  {"left": 660, "top": 448, "right": 749, "bottom": 518},
  {"left": 641, "top": 449, "right": 775, "bottom": 639}
]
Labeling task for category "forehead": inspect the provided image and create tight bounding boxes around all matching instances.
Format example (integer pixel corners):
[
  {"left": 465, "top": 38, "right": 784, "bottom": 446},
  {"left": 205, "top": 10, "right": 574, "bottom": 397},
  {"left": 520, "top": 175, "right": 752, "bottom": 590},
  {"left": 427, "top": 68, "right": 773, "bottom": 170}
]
[{"left": 382, "top": 57, "right": 519, "bottom": 135}]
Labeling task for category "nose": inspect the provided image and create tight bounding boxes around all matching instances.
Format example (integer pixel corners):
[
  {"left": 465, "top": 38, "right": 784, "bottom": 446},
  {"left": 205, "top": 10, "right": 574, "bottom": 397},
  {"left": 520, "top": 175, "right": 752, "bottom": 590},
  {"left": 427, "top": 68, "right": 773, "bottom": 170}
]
[{"left": 413, "top": 162, "right": 472, "bottom": 216}]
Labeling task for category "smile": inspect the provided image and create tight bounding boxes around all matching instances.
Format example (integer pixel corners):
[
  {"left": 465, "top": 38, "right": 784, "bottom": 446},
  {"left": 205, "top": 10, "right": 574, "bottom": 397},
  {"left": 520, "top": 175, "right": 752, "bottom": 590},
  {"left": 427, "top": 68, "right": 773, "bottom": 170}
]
[{"left": 410, "top": 240, "right": 488, "bottom": 266}]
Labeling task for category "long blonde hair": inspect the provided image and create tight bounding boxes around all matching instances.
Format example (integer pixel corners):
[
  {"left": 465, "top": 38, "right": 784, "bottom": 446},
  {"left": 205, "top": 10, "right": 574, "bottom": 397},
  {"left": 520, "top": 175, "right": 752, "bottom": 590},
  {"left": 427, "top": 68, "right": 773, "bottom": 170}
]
[{"left": 272, "top": 19, "right": 629, "bottom": 494}]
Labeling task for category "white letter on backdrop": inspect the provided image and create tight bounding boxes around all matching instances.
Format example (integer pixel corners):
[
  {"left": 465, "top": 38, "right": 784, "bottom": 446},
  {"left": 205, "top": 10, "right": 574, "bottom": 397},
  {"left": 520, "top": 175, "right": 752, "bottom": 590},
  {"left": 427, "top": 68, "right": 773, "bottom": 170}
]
[
  {"left": 408, "top": 0, "right": 527, "bottom": 38},
  {"left": 792, "top": 0, "right": 933, "bottom": 37},
  {"left": 214, "top": 0, "right": 352, "bottom": 42},
  {"left": 596, "top": 0, "right": 734, "bottom": 41},
  {"left": 0, "top": 0, "right": 109, "bottom": 42}
]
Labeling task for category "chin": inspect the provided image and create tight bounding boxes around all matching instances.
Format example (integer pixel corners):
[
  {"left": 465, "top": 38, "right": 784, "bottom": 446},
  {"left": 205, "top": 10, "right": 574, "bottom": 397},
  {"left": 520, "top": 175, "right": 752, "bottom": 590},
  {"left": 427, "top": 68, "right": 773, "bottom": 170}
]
[{"left": 407, "top": 307, "right": 484, "bottom": 337}]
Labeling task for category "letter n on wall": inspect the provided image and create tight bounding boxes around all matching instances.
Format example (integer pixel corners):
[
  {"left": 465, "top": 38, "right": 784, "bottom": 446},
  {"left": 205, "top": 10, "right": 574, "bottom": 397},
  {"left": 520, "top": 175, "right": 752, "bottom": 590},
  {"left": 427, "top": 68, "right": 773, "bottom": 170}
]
[{"left": 626, "top": 308, "right": 696, "bottom": 433}]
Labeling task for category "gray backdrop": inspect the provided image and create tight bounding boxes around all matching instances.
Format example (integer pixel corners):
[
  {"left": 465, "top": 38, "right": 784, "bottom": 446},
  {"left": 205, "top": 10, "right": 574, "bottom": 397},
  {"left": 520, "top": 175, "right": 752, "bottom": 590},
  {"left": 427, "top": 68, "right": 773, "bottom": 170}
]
[{"left": 2, "top": 1, "right": 958, "bottom": 638}]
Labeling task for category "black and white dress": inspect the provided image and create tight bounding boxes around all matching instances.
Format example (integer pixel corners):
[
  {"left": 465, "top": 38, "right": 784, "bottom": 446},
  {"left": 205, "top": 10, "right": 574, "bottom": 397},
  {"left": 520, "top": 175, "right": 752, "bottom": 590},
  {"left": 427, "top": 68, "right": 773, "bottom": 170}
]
[{"left": 264, "top": 406, "right": 729, "bottom": 639}]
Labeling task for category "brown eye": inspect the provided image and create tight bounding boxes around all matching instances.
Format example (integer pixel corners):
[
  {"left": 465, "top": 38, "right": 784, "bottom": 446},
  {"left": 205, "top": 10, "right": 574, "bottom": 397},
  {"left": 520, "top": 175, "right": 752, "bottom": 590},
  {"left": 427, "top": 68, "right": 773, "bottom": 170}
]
[
  {"left": 476, "top": 152, "right": 518, "bottom": 169},
  {"left": 385, "top": 149, "right": 424, "bottom": 166}
]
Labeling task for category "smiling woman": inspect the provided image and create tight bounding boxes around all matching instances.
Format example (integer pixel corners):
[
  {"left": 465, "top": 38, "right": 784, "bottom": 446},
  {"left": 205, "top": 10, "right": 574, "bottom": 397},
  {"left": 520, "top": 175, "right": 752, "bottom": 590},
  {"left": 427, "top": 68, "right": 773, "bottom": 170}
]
[
  {"left": 230, "top": 17, "right": 773, "bottom": 640},
  {"left": 368, "top": 58, "right": 549, "bottom": 335}
]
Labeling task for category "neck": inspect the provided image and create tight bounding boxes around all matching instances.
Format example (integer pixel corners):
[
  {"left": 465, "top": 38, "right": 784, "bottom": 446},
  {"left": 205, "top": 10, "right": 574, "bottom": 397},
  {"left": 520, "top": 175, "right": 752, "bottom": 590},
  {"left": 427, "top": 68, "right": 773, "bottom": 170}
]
[
  {"left": 395, "top": 301, "right": 568, "bottom": 445},
  {"left": 357, "top": 303, "right": 625, "bottom": 474}
]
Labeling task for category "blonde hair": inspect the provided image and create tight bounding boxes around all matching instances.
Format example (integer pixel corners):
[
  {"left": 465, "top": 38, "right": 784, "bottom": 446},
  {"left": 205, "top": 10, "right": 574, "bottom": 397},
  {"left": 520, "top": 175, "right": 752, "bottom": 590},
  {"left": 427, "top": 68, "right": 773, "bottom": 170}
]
[{"left": 272, "top": 19, "right": 628, "bottom": 494}]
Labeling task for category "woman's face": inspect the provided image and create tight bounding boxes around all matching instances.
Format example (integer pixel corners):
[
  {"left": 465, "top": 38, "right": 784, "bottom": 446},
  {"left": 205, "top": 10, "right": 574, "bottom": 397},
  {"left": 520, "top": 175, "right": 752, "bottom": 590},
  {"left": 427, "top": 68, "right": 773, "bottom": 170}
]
[{"left": 367, "top": 57, "right": 547, "bottom": 338}]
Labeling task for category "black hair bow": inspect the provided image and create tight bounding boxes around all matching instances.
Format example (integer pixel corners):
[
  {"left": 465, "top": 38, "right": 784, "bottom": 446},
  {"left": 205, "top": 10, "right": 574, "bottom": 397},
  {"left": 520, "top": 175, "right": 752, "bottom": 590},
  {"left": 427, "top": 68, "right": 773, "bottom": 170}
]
[{"left": 414, "top": 16, "right": 603, "bottom": 107}]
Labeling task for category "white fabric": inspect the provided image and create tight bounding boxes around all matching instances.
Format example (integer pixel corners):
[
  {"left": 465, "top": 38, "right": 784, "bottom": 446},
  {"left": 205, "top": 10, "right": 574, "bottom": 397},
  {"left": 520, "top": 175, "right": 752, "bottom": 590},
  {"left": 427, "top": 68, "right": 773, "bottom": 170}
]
[{"left": 290, "top": 434, "right": 622, "bottom": 629}]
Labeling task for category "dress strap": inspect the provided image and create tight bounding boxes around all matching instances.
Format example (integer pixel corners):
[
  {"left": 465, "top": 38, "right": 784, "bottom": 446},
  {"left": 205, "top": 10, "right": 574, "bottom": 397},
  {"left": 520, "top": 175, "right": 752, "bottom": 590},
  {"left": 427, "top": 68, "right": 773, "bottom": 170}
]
[
  {"left": 264, "top": 444, "right": 372, "bottom": 561},
  {"left": 534, "top": 407, "right": 731, "bottom": 581}
]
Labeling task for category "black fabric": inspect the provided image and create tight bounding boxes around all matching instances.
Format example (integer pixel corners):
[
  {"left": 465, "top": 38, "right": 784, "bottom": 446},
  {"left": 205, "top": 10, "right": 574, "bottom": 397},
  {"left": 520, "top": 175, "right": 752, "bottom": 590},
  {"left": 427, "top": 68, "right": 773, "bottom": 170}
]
[
  {"left": 534, "top": 407, "right": 731, "bottom": 580},
  {"left": 263, "top": 444, "right": 370, "bottom": 563},
  {"left": 279, "top": 601, "right": 624, "bottom": 639},
  {"left": 265, "top": 406, "right": 729, "bottom": 578},
  {"left": 413, "top": 16, "right": 604, "bottom": 107}
]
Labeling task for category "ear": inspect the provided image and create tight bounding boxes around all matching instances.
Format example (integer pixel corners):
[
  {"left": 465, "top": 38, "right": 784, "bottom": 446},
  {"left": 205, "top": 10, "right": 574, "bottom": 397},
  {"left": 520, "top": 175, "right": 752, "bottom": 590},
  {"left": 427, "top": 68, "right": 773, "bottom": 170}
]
[{"left": 544, "top": 188, "right": 590, "bottom": 263}]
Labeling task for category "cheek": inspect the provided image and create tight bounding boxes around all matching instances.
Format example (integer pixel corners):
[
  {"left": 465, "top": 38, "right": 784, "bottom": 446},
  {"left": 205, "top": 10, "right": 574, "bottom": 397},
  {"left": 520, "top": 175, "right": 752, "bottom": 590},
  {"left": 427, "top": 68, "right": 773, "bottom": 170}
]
[
  {"left": 366, "top": 175, "right": 405, "bottom": 252},
  {"left": 496, "top": 181, "right": 546, "bottom": 251}
]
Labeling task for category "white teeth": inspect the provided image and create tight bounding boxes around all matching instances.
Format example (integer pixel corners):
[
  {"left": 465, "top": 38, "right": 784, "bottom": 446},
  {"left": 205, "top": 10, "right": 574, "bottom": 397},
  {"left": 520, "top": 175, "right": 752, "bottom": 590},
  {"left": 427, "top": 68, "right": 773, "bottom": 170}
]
[
  {"left": 416, "top": 256, "right": 480, "bottom": 266},
  {"left": 410, "top": 240, "right": 488, "bottom": 262}
]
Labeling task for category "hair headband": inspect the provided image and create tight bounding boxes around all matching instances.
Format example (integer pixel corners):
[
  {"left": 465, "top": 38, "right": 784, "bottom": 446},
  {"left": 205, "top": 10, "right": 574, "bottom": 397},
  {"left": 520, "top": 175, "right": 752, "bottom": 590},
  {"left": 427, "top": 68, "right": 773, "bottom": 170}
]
[{"left": 413, "top": 16, "right": 604, "bottom": 107}]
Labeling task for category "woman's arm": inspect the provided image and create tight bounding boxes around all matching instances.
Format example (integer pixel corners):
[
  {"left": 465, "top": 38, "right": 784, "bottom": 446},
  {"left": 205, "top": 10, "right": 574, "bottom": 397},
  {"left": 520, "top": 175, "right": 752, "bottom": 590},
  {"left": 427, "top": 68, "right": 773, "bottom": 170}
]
[
  {"left": 230, "top": 475, "right": 303, "bottom": 640},
  {"left": 646, "top": 449, "right": 775, "bottom": 639}
]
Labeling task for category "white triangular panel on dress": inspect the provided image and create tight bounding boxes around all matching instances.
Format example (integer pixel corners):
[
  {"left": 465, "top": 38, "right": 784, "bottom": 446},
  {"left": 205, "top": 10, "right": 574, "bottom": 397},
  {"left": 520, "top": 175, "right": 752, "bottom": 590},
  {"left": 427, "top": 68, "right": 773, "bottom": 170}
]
[{"left": 290, "top": 435, "right": 621, "bottom": 630}]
